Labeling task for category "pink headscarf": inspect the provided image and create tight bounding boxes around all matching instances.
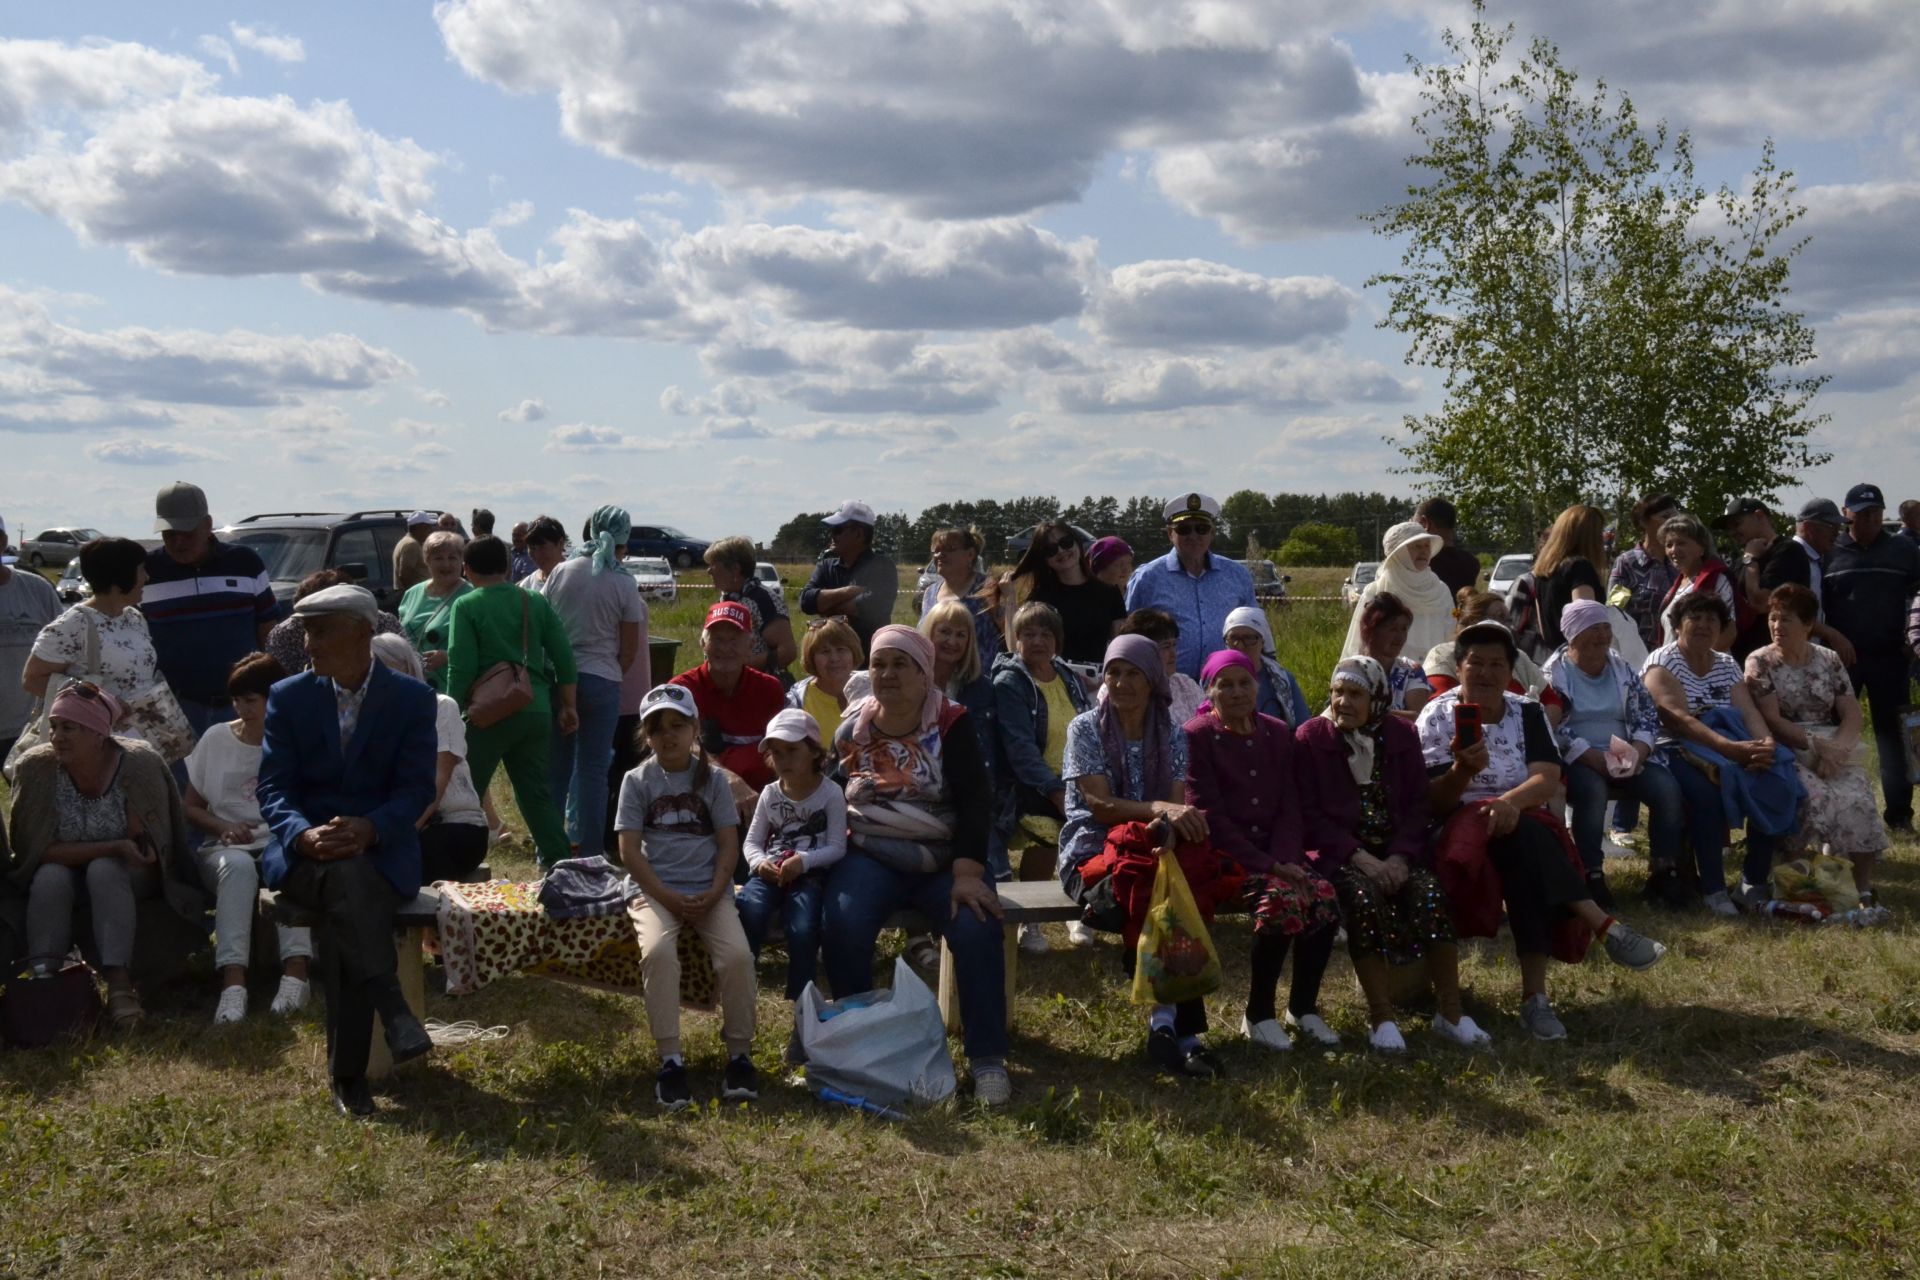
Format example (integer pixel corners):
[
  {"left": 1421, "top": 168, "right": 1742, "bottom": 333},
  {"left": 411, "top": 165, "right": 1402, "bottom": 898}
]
[
  {"left": 1199, "top": 648, "right": 1257, "bottom": 687},
  {"left": 850, "top": 624, "right": 946, "bottom": 743},
  {"left": 1560, "top": 599, "right": 1611, "bottom": 643},
  {"left": 49, "top": 683, "right": 124, "bottom": 738}
]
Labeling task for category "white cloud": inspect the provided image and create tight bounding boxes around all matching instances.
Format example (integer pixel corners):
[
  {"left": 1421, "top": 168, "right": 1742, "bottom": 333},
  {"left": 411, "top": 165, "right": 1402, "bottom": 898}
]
[
  {"left": 498, "top": 397, "right": 546, "bottom": 422},
  {"left": 1088, "top": 261, "right": 1358, "bottom": 349},
  {"left": 489, "top": 199, "right": 533, "bottom": 228},
  {"left": 1046, "top": 349, "right": 1417, "bottom": 415},
  {"left": 677, "top": 219, "right": 1092, "bottom": 330},
  {"left": 0, "top": 286, "right": 412, "bottom": 408},
  {"left": 1152, "top": 70, "right": 1421, "bottom": 242},
  {"left": 417, "top": 388, "right": 452, "bottom": 407},
  {"left": 229, "top": 23, "right": 306, "bottom": 65},
  {"left": 436, "top": 0, "right": 1372, "bottom": 217},
  {"left": 86, "top": 437, "right": 222, "bottom": 465},
  {"left": 1815, "top": 308, "right": 1920, "bottom": 394},
  {"left": 198, "top": 35, "right": 239, "bottom": 75}
]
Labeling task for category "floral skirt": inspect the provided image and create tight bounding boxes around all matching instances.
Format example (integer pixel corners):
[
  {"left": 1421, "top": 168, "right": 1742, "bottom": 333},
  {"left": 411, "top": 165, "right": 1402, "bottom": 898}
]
[
  {"left": 1247, "top": 870, "right": 1341, "bottom": 940},
  {"left": 1334, "top": 865, "right": 1455, "bottom": 966}
]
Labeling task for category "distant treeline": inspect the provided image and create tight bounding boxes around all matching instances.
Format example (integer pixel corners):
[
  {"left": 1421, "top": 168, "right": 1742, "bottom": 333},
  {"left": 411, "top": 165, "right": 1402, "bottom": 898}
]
[{"left": 765, "top": 490, "right": 1463, "bottom": 567}]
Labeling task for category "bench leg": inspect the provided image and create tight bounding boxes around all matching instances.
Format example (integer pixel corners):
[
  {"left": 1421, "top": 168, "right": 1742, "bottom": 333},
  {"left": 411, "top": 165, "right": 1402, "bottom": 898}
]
[
  {"left": 937, "top": 939, "right": 960, "bottom": 1033},
  {"left": 1002, "top": 927, "right": 1019, "bottom": 1031},
  {"left": 366, "top": 926, "right": 429, "bottom": 1079}
]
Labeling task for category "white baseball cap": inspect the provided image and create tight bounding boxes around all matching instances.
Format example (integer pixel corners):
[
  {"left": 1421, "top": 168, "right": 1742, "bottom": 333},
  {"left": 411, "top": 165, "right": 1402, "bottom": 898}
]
[
  {"left": 822, "top": 500, "right": 877, "bottom": 527},
  {"left": 638, "top": 683, "right": 699, "bottom": 726},
  {"left": 406, "top": 511, "right": 436, "bottom": 527},
  {"left": 759, "top": 707, "right": 823, "bottom": 749}
]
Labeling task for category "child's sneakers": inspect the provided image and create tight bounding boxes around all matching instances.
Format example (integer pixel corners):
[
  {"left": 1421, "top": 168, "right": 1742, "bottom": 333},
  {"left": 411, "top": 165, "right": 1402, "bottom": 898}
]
[
  {"left": 213, "top": 985, "right": 248, "bottom": 1025},
  {"left": 655, "top": 1058, "right": 693, "bottom": 1111},
  {"left": 722, "top": 1055, "right": 759, "bottom": 1103},
  {"left": 269, "top": 975, "right": 310, "bottom": 1016}
]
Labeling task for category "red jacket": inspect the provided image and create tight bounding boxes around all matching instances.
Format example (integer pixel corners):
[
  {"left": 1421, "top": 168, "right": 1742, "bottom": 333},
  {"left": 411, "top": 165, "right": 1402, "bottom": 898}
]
[
  {"left": 1434, "top": 802, "right": 1592, "bottom": 964},
  {"left": 1080, "top": 820, "right": 1245, "bottom": 952}
]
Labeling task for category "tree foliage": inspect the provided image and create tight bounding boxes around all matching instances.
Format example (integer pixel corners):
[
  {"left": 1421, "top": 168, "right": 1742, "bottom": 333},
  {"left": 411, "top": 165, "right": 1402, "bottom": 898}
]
[
  {"left": 1367, "top": 2, "right": 1828, "bottom": 545},
  {"left": 1276, "top": 522, "right": 1362, "bottom": 567}
]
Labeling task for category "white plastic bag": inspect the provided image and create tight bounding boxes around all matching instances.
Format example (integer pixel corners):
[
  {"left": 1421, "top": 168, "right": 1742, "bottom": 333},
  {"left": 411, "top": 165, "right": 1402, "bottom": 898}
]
[
  {"left": 795, "top": 957, "right": 957, "bottom": 1106},
  {"left": 1605, "top": 606, "right": 1649, "bottom": 669}
]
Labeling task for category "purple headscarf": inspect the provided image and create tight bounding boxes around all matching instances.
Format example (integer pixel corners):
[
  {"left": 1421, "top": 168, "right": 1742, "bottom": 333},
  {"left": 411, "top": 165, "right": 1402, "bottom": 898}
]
[
  {"left": 1198, "top": 648, "right": 1257, "bottom": 687},
  {"left": 1098, "top": 634, "right": 1173, "bottom": 805}
]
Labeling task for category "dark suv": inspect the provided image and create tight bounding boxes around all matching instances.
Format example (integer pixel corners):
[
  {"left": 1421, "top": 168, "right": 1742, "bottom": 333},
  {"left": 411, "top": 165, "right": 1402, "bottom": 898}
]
[
  {"left": 218, "top": 510, "right": 464, "bottom": 613},
  {"left": 625, "top": 523, "right": 710, "bottom": 569}
]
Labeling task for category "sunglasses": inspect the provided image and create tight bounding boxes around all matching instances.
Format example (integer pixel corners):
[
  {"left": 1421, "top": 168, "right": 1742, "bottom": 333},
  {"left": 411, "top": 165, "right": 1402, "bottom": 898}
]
[
  {"left": 1042, "top": 540, "right": 1078, "bottom": 557},
  {"left": 1172, "top": 522, "right": 1213, "bottom": 538},
  {"left": 63, "top": 680, "right": 105, "bottom": 700}
]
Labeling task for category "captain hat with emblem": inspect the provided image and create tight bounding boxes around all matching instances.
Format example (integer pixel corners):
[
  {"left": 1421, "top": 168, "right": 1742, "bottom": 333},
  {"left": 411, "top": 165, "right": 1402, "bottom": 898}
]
[{"left": 1162, "top": 492, "right": 1221, "bottom": 524}]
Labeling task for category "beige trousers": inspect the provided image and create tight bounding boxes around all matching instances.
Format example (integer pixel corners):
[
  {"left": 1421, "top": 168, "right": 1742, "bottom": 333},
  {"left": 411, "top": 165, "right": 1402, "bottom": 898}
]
[{"left": 633, "top": 892, "right": 757, "bottom": 1060}]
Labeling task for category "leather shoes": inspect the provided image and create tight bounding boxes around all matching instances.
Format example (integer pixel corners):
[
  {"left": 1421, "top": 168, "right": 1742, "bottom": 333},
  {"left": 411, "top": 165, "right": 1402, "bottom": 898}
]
[
  {"left": 383, "top": 1010, "right": 433, "bottom": 1065},
  {"left": 331, "top": 1075, "right": 375, "bottom": 1118}
]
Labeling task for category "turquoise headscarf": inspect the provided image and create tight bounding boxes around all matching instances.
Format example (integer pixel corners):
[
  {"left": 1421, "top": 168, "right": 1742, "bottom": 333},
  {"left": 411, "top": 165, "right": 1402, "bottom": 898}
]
[{"left": 573, "top": 505, "right": 631, "bottom": 575}]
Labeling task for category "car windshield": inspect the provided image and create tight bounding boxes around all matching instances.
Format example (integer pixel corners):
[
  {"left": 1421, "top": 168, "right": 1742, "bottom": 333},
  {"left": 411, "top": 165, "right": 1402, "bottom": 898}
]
[
  {"left": 629, "top": 558, "right": 671, "bottom": 575},
  {"left": 754, "top": 565, "right": 778, "bottom": 580},
  {"left": 1355, "top": 563, "right": 1378, "bottom": 584},
  {"left": 1493, "top": 556, "right": 1532, "bottom": 578},
  {"left": 75, "top": 528, "right": 104, "bottom": 542},
  {"left": 1248, "top": 561, "right": 1276, "bottom": 582},
  {"left": 222, "top": 527, "right": 328, "bottom": 582},
  {"left": 657, "top": 527, "right": 690, "bottom": 540}
]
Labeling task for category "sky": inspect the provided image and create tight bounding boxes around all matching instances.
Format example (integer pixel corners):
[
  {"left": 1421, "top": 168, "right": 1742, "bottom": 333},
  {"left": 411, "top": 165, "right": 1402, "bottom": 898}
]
[{"left": 2, "top": 0, "right": 1917, "bottom": 546}]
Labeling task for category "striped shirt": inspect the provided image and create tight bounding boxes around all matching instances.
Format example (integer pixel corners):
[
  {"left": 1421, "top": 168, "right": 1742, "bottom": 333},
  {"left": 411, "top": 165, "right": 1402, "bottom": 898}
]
[
  {"left": 1643, "top": 643, "right": 1742, "bottom": 745},
  {"left": 142, "top": 539, "right": 280, "bottom": 703}
]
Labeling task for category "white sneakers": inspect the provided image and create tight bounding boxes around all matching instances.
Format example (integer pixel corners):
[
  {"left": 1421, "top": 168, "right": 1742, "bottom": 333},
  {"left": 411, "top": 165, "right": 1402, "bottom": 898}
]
[
  {"left": 213, "top": 985, "right": 248, "bottom": 1025},
  {"left": 1369, "top": 1021, "right": 1407, "bottom": 1054},
  {"left": 1065, "top": 920, "right": 1097, "bottom": 947},
  {"left": 1285, "top": 1012, "right": 1341, "bottom": 1047},
  {"left": 270, "top": 975, "right": 310, "bottom": 1015},
  {"left": 1017, "top": 923, "right": 1051, "bottom": 954},
  {"left": 972, "top": 1063, "right": 1012, "bottom": 1106},
  {"left": 1241, "top": 1016, "right": 1292, "bottom": 1051},
  {"left": 1434, "top": 1013, "right": 1493, "bottom": 1049}
]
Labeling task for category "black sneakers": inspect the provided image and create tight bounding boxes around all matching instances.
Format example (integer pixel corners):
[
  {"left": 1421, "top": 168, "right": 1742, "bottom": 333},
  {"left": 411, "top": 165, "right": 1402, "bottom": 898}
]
[
  {"left": 722, "top": 1055, "right": 759, "bottom": 1102},
  {"left": 655, "top": 1059, "right": 692, "bottom": 1111},
  {"left": 1146, "top": 1027, "right": 1220, "bottom": 1079}
]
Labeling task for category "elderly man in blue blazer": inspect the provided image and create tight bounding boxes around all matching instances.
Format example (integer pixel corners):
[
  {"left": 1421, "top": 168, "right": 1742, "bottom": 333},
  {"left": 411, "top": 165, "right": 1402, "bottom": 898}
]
[{"left": 257, "top": 584, "right": 438, "bottom": 1118}]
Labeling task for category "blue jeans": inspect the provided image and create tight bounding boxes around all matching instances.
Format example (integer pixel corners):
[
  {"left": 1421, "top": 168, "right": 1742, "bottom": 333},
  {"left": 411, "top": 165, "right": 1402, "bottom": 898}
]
[
  {"left": 822, "top": 853, "right": 1008, "bottom": 1061},
  {"left": 1668, "top": 752, "right": 1779, "bottom": 891},
  {"left": 1565, "top": 758, "right": 1683, "bottom": 874},
  {"left": 736, "top": 871, "right": 826, "bottom": 999},
  {"left": 549, "top": 672, "right": 620, "bottom": 858}
]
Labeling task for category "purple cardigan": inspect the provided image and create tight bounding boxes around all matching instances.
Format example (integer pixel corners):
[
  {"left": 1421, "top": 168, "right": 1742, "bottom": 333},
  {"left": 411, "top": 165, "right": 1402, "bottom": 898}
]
[
  {"left": 1293, "top": 715, "right": 1431, "bottom": 873},
  {"left": 1182, "top": 710, "right": 1306, "bottom": 875}
]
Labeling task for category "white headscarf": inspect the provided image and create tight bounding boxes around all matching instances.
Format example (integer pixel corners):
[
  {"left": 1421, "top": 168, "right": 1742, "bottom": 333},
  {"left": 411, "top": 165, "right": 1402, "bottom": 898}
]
[
  {"left": 1221, "top": 606, "right": 1293, "bottom": 717},
  {"left": 1340, "top": 521, "right": 1455, "bottom": 660}
]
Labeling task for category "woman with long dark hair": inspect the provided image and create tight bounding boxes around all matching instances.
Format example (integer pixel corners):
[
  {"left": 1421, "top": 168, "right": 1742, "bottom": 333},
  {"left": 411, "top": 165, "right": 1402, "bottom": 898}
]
[{"left": 1003, "top": 522, "right": 1124, "bottom": 665}]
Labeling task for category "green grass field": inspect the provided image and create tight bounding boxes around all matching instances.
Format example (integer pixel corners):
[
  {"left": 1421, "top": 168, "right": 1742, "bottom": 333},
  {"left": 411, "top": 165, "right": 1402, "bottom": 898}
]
[{"left": 4, "top": 565, "right": 1918, "bottom": 1277}]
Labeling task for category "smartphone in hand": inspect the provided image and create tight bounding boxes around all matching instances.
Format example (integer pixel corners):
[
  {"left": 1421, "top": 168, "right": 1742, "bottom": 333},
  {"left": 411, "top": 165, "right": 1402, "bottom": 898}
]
[{"left": 1452, "top": 702, "right": 1482, "bottom": 753}]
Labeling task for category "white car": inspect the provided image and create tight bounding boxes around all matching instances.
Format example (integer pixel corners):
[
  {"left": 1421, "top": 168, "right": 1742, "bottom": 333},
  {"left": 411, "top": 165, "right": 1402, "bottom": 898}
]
[
  {"left": 623, "top": 556, "right": 678, "bottom": 602},
  {"left": 754, "top": 562, "right": 785, "bottom": 596},
  {"left": 1486, "top": 553, "right": 1533, "bottom": 601},
  {"left": 1341, "top": 562, "right": 1379, "bottom": 608}
]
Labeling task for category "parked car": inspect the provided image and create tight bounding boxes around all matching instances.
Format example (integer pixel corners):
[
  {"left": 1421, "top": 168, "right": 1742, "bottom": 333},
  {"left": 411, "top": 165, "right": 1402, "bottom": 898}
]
[
  {"left": 19, "top": 527, "right": 104, "bottom": 570},
  {"left": 622, "top": 556, "right": 678, "bottom": 602},
  {"left": 1341, "top": 561, "right": 1380, "bottom": 608},
  {"left": 915, "top": 558, "right": 939, "bottom": 597},
  {"left": 626, "top": 524, "right": 710, "bottom": 569},
  {"left": 54, "top": 538, "right": 160, "bottom": 603},
  {"left": 754, "top": 562, "right": 785, "bottom": 597},
  {"left": 218, "top": 510, "right": 465, "bottom": 613},
  {"left": 1487, "top": 553, "right": 1533, "bottom": 601},
  {"left": 1240, "top": 559, "right": 1291, "bottom": 603}
]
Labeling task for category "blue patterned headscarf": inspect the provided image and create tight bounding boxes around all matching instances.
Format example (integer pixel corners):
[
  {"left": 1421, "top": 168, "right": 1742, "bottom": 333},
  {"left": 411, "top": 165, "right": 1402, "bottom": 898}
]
[{"left": 573, "top": 506, "right": 631, "bottom": 575}]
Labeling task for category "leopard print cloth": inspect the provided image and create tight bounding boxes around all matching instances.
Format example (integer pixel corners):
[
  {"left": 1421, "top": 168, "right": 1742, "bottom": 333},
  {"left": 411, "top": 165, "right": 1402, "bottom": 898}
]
[{"left": 435, "top": 879, "right": 716, "bottom": 1010}]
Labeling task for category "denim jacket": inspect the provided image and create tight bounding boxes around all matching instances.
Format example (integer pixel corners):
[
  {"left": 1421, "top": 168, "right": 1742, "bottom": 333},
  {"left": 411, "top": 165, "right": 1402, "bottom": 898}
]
[{"left": 990, "top": 651, "right": 1093, "bottom": 801}]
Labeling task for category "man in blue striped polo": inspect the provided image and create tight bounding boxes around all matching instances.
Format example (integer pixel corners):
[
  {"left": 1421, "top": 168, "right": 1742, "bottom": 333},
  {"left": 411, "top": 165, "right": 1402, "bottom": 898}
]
[{"left": 142, "top": 481, "right": 283, "bottom": 744}]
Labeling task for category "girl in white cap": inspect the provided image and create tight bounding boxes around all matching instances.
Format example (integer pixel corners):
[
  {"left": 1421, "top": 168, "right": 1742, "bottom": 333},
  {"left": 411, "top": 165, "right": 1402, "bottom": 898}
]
[{"left": 736, "top": 708, "right": 848, "bottom": 1013}]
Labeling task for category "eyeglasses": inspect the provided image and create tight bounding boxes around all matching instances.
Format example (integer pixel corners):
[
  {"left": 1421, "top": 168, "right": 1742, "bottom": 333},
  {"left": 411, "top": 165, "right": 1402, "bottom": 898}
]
[
  {"left": 1172, "top": 522, "right": 1213, "bottom": 538},
  {"left": 62, "top": 680, "right": 104, "bottom": 700},
  {"left": 1043, "top": 540, "right": 1077, "bottom": 557}
]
